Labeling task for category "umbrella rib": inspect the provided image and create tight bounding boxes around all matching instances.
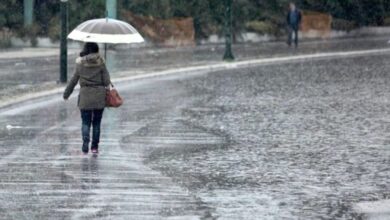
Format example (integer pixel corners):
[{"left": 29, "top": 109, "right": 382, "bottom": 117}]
[
  {"left": 118, "top": 24, "right": 130, "bottom": 35},
  {"left": 88, "top": 21, "right": 102, "bottom": 34}
]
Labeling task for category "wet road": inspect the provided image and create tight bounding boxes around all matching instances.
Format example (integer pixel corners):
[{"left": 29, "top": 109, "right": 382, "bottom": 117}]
[
  {"left": 1, "top": 36, "right": 389, "bottom": 101},
  {"left": 1, "top": 49, "right": 390, "bottom": 219}
]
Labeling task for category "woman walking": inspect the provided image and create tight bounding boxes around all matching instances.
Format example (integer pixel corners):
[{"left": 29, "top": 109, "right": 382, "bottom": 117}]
[{"left": 63, "top": 42, "right": 111, "bottom": 155}]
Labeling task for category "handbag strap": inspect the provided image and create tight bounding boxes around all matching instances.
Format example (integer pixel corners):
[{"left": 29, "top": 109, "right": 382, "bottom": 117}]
[{"left": 100, "top": 69, "right": 105, "bottom": 87}]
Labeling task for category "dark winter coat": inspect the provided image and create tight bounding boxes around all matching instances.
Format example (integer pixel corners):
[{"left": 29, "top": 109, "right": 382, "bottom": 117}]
[
  {"left": 287, "top": 9, "right": 302, "bottom": 29},
  {"left": 63, "top": 53, "right": 111, "bottom": 110}
]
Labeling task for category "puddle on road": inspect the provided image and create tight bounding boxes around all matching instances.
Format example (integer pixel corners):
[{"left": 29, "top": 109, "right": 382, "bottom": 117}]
[{"left": 354, "top": 200, "right": 390, "bottom": 220}]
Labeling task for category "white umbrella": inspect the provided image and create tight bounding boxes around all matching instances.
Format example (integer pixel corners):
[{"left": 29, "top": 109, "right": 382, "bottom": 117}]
[{"left": 68, "top": 18, "right": 144, "bottom": 58}]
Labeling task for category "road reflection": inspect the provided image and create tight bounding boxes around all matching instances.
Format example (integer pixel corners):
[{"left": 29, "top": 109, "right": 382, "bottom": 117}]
[{"left": 81, "top": 157, "right": 100, "bottom": 191}]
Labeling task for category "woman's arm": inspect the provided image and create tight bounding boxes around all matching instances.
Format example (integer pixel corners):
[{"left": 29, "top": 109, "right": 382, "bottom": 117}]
[
  {"left": 102, "top": 64, "right": 112, "bottom": 87},
  {"left": 63, "top": 66, "right": 80, "bottom": 100}
]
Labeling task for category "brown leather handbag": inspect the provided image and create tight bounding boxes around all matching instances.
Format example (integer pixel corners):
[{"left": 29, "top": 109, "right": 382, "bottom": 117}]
[{"left": 106, "top": 84, "right": 123, "bottom": 108}]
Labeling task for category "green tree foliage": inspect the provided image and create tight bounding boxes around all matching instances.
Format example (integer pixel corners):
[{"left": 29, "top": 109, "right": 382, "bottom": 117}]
[
  {"left": 34, "top": 0, "right": 106, "bottom": 40},
  {"left": 67, "top": 0, "right": 106, "bottom": 29},
  {"left": 300, "top": 0, "right": 390, "bottom": 25},
  {"left": 120, "top": 0, "right": 221, "bottom": 39},
  {"left": 0, "top": 0, "right": 23, "bottom": 29},
  {"left": 1, "top": 0, "right": 390, "bottom": 41}
]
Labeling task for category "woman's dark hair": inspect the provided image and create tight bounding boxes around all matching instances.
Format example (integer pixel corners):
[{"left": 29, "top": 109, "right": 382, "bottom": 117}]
[{"left": 80, "top": 42, "right": 99, "bottom": 57}]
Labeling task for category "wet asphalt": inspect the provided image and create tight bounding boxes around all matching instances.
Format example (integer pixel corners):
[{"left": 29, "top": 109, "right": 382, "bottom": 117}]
[
  {"left": 0, "top": 38, "right": 390, "bottom": 219},
  {"left": 0, "top": 36, "right": 389, "bottom": 101}
]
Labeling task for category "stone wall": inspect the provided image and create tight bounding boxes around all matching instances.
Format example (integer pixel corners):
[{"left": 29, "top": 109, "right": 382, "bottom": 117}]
[
  {"left": 121, "top": 11, "right": 195, "bottom": 46},
  {"left": 301, "top": 11, "right": 332, "bottom": 39}
]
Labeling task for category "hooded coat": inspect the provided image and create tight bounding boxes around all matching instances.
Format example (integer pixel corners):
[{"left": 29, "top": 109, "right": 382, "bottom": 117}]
[{"left": 63, "top": 53, "right": 111, "bottom": 110}]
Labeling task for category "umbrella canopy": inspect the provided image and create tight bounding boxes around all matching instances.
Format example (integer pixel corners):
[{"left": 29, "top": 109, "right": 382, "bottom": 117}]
[{"left": 68, "top": 18, "right": 144, "bottom": 44}]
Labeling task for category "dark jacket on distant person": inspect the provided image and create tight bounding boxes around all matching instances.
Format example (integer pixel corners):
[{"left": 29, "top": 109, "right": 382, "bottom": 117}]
[
  {"left": 287, "top": 9, "right": 302, "bottom": 29},
  {"left": 63, "top": 53, "right": 111, "bottom": 110}
]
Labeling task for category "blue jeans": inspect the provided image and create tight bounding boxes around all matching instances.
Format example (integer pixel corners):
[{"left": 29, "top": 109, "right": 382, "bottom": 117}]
[
  {"left": 288, "top": 26, "right": 299, "bottom": 47},
  {"left": 80, "top": 109, "right": 104, "bottom": 152}
]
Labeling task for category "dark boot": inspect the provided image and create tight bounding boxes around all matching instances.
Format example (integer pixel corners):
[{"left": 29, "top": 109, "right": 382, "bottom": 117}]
[{"left": 81, "top": 110, "right": 93, "bottom": 154}]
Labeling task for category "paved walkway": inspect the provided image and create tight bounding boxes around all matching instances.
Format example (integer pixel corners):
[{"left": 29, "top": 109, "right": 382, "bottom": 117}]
[{"left": 0, "top": 48, "right": 78, "bottom": 59}]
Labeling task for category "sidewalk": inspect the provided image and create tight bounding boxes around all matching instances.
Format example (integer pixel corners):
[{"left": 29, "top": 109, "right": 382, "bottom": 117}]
[
  {"left": 0, "top": 48, "right": 79, "bottom": 59},
  {"left": 0, "top": 36, "right": 389, "bottom": 108}
]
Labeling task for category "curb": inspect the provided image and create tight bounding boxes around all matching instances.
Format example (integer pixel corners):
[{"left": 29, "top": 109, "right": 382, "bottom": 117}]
[
  {"left": 0, "top": 48, "right": 79, "bottom": 59},
  {"left": 1, "top": 47, "right": 390, "bottom": 111}
]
